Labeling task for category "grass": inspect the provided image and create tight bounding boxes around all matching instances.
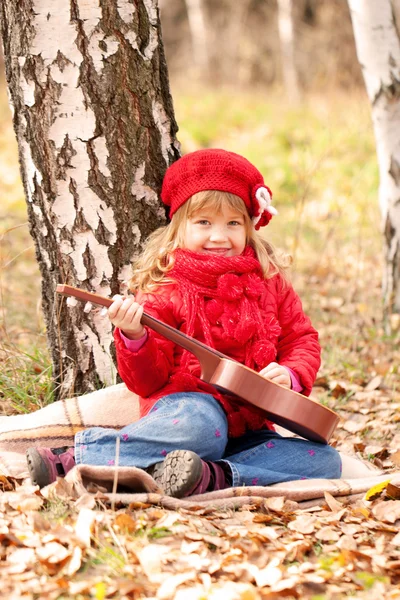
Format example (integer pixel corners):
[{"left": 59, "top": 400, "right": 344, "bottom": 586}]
[
  {"left": 1, "top": 78, "right": 398, "bottom": 414},
  {"left": 0, "top": 345, "right": 53, "bottom": 414}
]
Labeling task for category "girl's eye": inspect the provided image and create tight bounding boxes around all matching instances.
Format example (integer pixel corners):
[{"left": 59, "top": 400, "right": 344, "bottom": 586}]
[
  {"left": 229, "top": 221, "right": 242, "bottom": 226},
  {"left": 196, "top": 220, "right": 210, "bottom": 225}
]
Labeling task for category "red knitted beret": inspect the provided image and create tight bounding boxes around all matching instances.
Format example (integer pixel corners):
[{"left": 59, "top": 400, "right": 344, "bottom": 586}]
[{"left": 161, "top": 149, "right": 277, "bottom": 229}]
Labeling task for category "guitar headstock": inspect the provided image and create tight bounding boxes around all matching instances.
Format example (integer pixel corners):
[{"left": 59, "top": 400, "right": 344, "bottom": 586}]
[{"left": 56, "top": 285, "right": 113, "bottom": 308}]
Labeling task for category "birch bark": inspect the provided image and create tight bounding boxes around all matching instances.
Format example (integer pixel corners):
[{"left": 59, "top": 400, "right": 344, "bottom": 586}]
[
  {"left": 348, "top": 0, "right": 400, "bottom": 322},
  {"left": 184, "top": 0, "right": 209, "bottom": 75},
  {"left": 277, "top": 0, "right": 300, "bottom": 101},
  {"left": 0, "top": 0, "right": 180, "bottom": 396}
]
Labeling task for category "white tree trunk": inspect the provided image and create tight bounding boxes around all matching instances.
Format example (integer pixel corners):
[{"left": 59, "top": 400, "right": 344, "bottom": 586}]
[
  {"left": 277, "top": 0, "right": 301, "bottom": 101},
  {"left": 0, "top": 0, "right": 180, "bottom": 396},
  {"left": 348, "top": 0, "right": 400, "bottom": 322},
  {"left": 184, "top": 0, "right": 209, "bottom": 74}
]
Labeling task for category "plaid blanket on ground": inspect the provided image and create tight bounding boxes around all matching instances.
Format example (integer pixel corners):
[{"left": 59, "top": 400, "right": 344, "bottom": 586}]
[{"left": 1, "top": 383, "right": 397, "bottom": 507}]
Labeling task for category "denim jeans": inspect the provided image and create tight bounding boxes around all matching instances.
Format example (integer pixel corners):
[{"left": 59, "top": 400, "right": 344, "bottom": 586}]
[{"left": 75, "top": 392, "right": 342, "bottom": 487}]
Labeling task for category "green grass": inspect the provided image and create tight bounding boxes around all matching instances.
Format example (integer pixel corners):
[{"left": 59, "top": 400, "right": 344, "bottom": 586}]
[{"left": 0, "top": 345, "right": 54, "bottom": 413}]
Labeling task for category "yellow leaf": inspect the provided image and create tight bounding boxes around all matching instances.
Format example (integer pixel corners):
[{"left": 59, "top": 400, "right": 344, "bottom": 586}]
[
  {"left": 94, "top": 582, "right": 107, "bottom": 600},
  {"left": 364, "top": 479, "right": 391, "bottom": 501},
  {"left": 356, "top": 303, "right": 367, "bottom": 314}
]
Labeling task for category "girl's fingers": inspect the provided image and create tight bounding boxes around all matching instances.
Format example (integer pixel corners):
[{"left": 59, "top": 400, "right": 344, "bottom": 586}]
[
  {"left": 123, "top": 300, "right": 142, "bottom": 325},
  {"left": 259, "top": 361, "right": 278, "bottom": 374},
  {"left": 259, "top": 362, "right": 278, "bottom": 377},
  {"left": 259, "top": 363, "right": 291, "bottom": 388},
  {"left": 108, "top": 296, "right": 135, "bottom": 321},
  {"left": 108, "top": 295, "right": 124, "bottom": 318},
  {"left": 118, "top": 304, "right": 145, "bottom": 338},
  {"left": 132, "top": 304, "right": 144, "bottom": 325}
]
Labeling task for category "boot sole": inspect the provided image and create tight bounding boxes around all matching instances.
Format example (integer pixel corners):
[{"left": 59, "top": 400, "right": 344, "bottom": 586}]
[
  {"left": 151, "top": 450, "right": 203, "bottom": 498},
  {"left": 26, "top": 448, "right": 52, "bottom": 488}
]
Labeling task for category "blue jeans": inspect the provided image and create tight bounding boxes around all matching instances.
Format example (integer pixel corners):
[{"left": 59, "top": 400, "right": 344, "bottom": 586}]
[{"left": 75, "top": 392, "right": 342, "bottom": 487}]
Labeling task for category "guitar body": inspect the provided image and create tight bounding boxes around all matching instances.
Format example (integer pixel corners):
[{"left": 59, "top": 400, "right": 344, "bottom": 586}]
[
  {"left": 210, "top": 359, "right": 338, "bottom": 444},
  {"left": 56, "top": 284, "right": 340, "bottom": 444}
]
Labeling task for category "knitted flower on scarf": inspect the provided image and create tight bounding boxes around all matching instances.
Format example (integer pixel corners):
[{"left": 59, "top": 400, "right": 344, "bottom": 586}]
[{"left": 169, "top": 247, "right": 282, "bottom": 376}]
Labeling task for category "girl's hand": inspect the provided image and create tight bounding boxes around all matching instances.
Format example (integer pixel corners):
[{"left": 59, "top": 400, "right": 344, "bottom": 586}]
[
  {"left": 107, "top": 295, "right": 145, "bottom": 340},
  {"left": 259, "top": 362, "right": 291, "bottom": 388}
]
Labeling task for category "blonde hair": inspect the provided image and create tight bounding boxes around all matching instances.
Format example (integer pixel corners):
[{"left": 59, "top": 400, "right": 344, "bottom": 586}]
[{"left": 129, "top": 191, "right": 291, "bottom": 292}]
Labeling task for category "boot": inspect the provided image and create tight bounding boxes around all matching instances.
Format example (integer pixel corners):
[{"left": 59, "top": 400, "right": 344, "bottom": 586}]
[
  {"left": 26, "top": 447, "right": 75, "bottom": 488},
  {"left": 149, "top": 449, "right": 230, "bottom": 498}
]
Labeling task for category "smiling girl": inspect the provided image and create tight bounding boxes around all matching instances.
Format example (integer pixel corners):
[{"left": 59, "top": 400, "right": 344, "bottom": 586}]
[{"left": 27, "top": 149, "right": 341, "bottom": 495}]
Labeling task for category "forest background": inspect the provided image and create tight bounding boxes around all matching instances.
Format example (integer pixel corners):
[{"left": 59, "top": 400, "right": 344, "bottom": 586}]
[{"left": 1, "top": 1, "right": 400, "bottom": 597}]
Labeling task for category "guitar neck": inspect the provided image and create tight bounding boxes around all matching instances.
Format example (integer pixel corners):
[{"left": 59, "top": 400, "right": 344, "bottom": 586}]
[{"left": 56, "top": 284, "right": 226, "bottom": 367}]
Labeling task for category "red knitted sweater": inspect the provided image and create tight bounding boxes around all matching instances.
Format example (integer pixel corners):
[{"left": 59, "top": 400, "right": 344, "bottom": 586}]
[{"left": 114, "top": 249, "right": 321, "bottom": 438}]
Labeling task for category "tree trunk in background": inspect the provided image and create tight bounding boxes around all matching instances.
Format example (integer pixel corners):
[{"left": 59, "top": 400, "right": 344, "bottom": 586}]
[
  {"left": 0, "top": 0, "right": 180, "bottom": 397},
  {"left": 348, "top": 0, "right": 400, "bottom": 326},
  {"left": 277, "top": 0, "right": 301, "bottom": 101},
  {"left": 184, "top": 0, "right": 210, "bottom": 76}
]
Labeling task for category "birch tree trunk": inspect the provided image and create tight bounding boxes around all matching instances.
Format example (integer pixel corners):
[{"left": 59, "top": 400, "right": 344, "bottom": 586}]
[
  {"left": 0, "top": 0, "right": 180, "bottom": 397},
  {"left": 277, "top": 0, "right": 301, "bottom": 102},
  {"left": 348, "top": 0, "right": 400, "bottom": 324},
  {"left": 184, "top": 0, "right": 210, "bottom": 75}
]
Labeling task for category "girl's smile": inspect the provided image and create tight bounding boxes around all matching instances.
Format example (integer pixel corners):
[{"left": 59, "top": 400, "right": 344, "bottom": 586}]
[{"left": 183, "top": 205, "right": 247, "bottom": 257}]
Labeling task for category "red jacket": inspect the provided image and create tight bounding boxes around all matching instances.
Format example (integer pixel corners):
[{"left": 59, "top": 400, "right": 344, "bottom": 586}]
[{"left": 114, "top": 274, "right": 321, "bottom": 437}]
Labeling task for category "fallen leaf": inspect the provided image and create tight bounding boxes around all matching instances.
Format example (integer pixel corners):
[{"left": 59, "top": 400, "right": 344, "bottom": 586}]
[
  {"left": 74, "top": 508, "right": 96, "bottom": 547},
  {"left": 390, "top": 531, "right": 400, "bottom": 546},
  {"left": 252, "top": 514, "right": 274, "bottom": 524},
  {"left": 156, "top": 571, "right": 197, "bottom": 599},
  {"left": 36, "top": 541, "right": 70, "bottom": 565},
  {"left": 254, "top": 558, "right": 283, "bottom": 587},
  {"left": 0, "top": 475, "right": 14, "bottom": 492},
  {"left": 390, "top": 450, "right": 400, "bottom": 467},
  {"left": 324, "top": 491, "right": 344, "bottom": 512},
  {"left": 264, "top": 496, "right": 286, "bottom": 512},
  {"left": 365, "top": 375, "right": 382, "bottom": 391},
  {"left": 7, "top": 548, "right": 36, "bottom": 573},
  {"left": 386, "top": 483, "right": 400, "bottom": 500},
  {"left": 372, "top": 500, "right": 400, "bottom": 523},
  {"left": 65, "top": 545, "right": 82, "bottom": 576},
  {"left": 364, "top": 479, "right": 391, "bottom": 501},
  {"left": 343, "top": 418, "right": 370, "bottom": 434},
  {"left": 353, "top": 443, "right": 366, "bottom": 453},
  {"left": 331, "top": 383, "right": 348, "bottom": 399},
  {"left": 315, "top": 526, "right": 340, "bottom": 541},
  {"left": 288, "top": 515, "right": 316, "bottom": 534},
  {"left": 136, "top": 544, "right": 170, "bottom": 580},
  {"left": 74, "top": 493, "right": 96, "bottom": 510},
  {"left": 8, "top": 494, "right": 44, "bottom": 512},
  {"left": 114, "top": 513, "right": 136, "bottom": 532}
]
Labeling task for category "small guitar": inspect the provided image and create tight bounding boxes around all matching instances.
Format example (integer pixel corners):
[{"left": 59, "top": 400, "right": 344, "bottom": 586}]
[{"left": 56, "top": 284, "right": 340, "bottom": 444}]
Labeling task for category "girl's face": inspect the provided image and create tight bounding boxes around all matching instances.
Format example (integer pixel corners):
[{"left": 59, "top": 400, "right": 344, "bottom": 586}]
[{"left": 183, "top": 204, "right": 247, "bottom": 257}]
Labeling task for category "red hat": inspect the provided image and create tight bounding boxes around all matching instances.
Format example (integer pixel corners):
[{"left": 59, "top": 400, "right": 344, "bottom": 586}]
[{"left": 161, "top": 149, "right": 277, "bottom": 229}]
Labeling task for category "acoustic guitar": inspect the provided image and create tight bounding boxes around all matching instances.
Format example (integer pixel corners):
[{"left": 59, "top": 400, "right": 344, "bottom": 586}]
[{"left": 56, "top": 284, "right": 340, "bottom": 444}]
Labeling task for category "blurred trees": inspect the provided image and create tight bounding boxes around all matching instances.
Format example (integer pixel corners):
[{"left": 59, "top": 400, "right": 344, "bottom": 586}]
[
  {"left": 0, "top": 0, "right": 179, "bottom": 397},
  {"left": 160, "top": 0, "right": 363, "bottom": 91}
]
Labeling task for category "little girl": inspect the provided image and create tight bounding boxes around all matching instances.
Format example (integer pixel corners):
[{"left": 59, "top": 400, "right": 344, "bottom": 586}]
[{"left": 27, "top": 149, "right": 341, "bottom": 496}]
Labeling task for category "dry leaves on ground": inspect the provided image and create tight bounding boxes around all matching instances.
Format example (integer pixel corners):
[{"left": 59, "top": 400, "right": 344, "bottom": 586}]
[{"left": 0, "top": 473, "right": 400, "bottom": 599}]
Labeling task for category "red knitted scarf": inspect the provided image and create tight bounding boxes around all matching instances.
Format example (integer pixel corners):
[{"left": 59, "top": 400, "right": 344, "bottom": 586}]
[{"left": 169, "top": 247, "right": 281, "bottom": 371}]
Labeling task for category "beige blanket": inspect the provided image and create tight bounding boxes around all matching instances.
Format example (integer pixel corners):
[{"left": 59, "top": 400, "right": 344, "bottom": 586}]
[{"left": 1, "top": 383, "right": 397, "bottom": 507}]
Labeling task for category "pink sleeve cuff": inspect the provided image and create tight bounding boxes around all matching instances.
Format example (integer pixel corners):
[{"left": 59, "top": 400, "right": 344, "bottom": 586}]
[
  {"left": 119, "top": 328, "right": 148, "bottom": 352},
  {"left": 282, "top": 366, "right": 303, "bottom": 393}
]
